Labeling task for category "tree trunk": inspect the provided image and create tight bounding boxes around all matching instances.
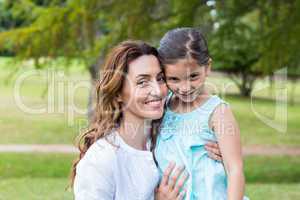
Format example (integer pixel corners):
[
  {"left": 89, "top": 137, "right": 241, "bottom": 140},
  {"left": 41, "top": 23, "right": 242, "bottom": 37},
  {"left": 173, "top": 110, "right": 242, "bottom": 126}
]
[
  {"left": 238, "top": 72, "right": 255, "bottom": 97},
  {"left": 289, "top": 78, "right": 297, "bottom": 106},
  {"left": 268, "top": 75, "right": 274, "bottom": 97},
  {"left": 228, "top": 73, "right": 254, "bottom": 97},
  {"left": 87, "top": 54, "right": 104, "bottom": 124}
]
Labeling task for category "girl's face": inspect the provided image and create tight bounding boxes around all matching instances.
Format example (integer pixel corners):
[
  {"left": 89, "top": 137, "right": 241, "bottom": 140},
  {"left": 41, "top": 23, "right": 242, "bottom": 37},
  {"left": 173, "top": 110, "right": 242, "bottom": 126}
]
[
  {"left": 120, "top": 55, "right": 168, "bottom": 120},
  {"left": 164, "top": 58, "right": 210, "bottom": 103}
]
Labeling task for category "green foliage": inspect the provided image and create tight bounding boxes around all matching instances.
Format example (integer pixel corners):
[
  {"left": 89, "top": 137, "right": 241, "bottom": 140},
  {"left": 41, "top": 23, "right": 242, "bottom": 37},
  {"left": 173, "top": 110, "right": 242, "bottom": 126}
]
[{"left": 0, "top": 0, "right": 299, "bottom": 96}]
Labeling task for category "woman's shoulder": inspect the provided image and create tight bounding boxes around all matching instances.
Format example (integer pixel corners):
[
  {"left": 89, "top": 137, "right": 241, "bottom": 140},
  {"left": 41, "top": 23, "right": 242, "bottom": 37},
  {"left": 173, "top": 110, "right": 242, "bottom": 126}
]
[
  {"left": 74, "top": 135, "right": 117, "bottom": 198},
  {"left": 77, "top": 135, "right": 118, "bottom": 171}
]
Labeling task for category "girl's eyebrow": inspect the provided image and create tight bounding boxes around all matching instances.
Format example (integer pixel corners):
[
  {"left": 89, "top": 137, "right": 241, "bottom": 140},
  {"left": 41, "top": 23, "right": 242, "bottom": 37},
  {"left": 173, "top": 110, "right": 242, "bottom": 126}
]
[{"left": 166, "top": 76, "right": 180, "bottom": 79}]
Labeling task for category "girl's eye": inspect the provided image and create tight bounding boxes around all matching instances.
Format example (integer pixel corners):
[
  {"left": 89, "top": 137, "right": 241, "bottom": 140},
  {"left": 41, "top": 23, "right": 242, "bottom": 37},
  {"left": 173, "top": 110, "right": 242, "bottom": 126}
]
[
  {"left": 190, "top": 74, "right": 199, "bottom": 80},
  {"left": 167, "top": 77, "right": 179, "bottom": 82}
]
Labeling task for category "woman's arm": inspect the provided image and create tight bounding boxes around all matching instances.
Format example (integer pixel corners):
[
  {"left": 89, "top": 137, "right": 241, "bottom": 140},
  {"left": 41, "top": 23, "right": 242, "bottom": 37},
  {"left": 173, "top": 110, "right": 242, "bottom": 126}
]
[
  {"left": 210, "top": 104, "right": 245, "bottom": 200},
  {"left": 73, "top": 143, "right": 115, "bottom": 200},
  {"left": 205, "top": 141, "right": 223, "bottom": 161}
]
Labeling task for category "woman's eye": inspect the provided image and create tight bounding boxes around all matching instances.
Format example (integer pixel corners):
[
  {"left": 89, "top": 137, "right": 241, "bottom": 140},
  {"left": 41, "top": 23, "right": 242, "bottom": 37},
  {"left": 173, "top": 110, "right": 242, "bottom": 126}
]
[{"left": 137, "top": 80, "right": 148, "bottom": 86}]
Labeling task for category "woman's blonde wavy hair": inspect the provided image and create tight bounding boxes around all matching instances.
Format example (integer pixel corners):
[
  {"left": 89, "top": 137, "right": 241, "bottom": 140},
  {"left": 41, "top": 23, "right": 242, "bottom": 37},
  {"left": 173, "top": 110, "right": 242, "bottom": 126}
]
[{"left": 69, "top": 40, "right": 163, "bottom": 187}]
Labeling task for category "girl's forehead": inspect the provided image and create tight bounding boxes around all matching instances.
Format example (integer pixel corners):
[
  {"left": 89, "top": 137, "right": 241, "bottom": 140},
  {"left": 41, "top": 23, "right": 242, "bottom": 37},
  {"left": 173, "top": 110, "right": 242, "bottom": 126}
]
[
  {"left": 175, "top": 58, "right": 199, "bottom": 67},
  {"left": 165, "top": 58, "right": 203, "bottom": 75}
]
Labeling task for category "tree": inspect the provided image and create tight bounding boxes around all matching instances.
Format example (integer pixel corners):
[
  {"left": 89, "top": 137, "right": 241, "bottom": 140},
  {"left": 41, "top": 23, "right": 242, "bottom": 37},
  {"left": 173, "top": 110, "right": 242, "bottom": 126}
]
[
  {"left": 0, "top": 0, "right": 213, "bottom": 121},
  {"left": 209, "top": 0, "right": 300, "bottom": 97},
  {"left": 209, "top": 0, "right": 261, "bottom": 97}
]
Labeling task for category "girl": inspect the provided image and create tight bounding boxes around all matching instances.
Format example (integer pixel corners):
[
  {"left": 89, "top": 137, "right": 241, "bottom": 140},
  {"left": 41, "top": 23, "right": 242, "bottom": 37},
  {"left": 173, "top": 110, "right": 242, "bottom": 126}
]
[
  {"left": 70, "top": 40, "right": 221, "bottom": 200},
  {"left": 155, "top": 28, "right": 249, "bottom": 200}
]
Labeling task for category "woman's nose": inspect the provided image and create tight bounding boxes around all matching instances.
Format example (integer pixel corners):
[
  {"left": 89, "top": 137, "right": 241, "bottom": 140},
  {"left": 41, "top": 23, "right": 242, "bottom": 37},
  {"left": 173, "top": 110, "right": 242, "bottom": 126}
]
[{"left": 150, "top": 81, "right": 163, "bottom": 96}]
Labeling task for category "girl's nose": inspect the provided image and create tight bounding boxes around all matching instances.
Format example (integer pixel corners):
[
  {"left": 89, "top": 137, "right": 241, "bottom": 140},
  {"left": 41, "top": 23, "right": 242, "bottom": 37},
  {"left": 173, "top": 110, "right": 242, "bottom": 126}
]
[{"left": 179, "top": 83, "right": 192, "bottom": 94}]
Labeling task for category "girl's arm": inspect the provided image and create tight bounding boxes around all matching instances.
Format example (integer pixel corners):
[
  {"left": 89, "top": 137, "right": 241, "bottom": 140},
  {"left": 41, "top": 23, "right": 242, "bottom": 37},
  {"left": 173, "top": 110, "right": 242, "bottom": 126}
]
[{"left": 210, "top": 104, "right": 245, "bottom": 200}]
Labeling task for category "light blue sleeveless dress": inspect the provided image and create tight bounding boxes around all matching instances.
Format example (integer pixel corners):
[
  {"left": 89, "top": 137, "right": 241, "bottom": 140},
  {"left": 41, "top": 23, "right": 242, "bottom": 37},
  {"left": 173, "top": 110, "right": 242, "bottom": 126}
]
[{"left": 155, "top": 93, "right": 249, "bottom": 200}]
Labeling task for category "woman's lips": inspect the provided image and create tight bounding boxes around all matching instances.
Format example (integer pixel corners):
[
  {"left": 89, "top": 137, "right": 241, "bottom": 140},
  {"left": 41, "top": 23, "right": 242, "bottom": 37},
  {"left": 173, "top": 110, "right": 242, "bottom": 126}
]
[{"left": 145, "top": 99, "right": 163, "bottom": 109}]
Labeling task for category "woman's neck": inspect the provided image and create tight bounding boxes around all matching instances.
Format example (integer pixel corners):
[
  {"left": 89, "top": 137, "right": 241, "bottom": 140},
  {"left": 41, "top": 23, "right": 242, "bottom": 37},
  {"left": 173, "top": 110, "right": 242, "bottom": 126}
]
[{"left": 118, "top": 115, "right": 152, "bottom": 151}]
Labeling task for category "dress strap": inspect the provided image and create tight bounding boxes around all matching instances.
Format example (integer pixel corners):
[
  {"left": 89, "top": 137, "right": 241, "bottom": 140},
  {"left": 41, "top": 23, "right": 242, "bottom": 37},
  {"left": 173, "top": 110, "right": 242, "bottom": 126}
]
[{"left": 200, "top": 95, "right": 229, "bottom": 123}]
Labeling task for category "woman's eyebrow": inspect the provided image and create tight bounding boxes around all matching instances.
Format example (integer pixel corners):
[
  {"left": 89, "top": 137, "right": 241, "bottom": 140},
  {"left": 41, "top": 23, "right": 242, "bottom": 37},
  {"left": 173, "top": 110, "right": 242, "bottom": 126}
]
[
  {"left": 136, "top": 74, "right": 151, "bottom": 79},
  {"left": 136, "top": 71, "right": 164, "bottom": 79}
]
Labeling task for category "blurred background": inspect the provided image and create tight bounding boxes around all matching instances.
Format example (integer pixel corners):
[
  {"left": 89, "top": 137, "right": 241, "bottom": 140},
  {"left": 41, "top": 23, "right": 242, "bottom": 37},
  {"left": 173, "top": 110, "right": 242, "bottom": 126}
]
[{"left": 0, "top": 0, "right": 299, "bottom": 199}]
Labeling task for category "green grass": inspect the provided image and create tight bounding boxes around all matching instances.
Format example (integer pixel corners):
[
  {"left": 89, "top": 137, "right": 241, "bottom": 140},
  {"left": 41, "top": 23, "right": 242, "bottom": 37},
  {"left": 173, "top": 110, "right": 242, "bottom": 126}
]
[
  {"left": 0, "top": 58, "right": 89, "bottom": 144},
  {"left": 0, "top": 153, "right": 300, "bottom": 199},
  {"left": 1, "top": 153, "right": 300, "bottom": 183},
  {"left": 0, "top": 178, "right": 73, "bottom": 200},
  {"left": 0, "top": 57, "right": 299, "bottom": 145},
  {"left": 246, "top": 183, "right": 300, "bottom": 199},
  {"left": 0, "top": 179, "right": 299, "bottom": 200},
  {"left": 228, "top": 95, "right": 300, "bottom": 146},
  {"left": 0, "top": 153, "right": 76, "bottom": 178},
  {"left": 244, "top": 156, "right": 300, "bottom": 183}
]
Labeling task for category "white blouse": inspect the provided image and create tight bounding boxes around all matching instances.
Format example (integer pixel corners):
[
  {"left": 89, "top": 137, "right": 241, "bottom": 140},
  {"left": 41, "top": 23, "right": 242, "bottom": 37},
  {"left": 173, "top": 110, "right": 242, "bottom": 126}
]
[{"left": 73, "top": 131, "right": 160, "bottom": 200}]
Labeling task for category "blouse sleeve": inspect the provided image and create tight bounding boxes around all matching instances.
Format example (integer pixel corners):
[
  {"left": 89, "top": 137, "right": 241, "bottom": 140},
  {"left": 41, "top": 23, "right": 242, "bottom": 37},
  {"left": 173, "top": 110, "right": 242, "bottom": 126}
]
[{"left": 73, "top": 141, "right": 116, "bottom": 200}]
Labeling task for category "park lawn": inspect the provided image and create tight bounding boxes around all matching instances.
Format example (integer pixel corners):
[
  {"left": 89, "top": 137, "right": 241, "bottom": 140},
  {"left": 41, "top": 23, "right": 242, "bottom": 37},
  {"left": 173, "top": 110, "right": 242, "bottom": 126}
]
[
  {"left": 246, "top": 183, "right": 300, "bottom": 199},
  {"left": 0, "top": 178, "right": 299, "bottom": 200},
  {"left": 227, "top": 95, "right": 300, "bottom": 147},
  {"left": 0, "top": 153, "right": 300, "bottom": 199},
  {"left": 1, "top": 153, "right": 300, "bottom": 183},
  {"left": 0, "top": 57, "right": 300, "bottom": 146},
  {"left": 0, "top": 59, "right": 89, "bottom": 144},
  {"left": 0, "top": 178, "right": 74, "bottom": 200}
]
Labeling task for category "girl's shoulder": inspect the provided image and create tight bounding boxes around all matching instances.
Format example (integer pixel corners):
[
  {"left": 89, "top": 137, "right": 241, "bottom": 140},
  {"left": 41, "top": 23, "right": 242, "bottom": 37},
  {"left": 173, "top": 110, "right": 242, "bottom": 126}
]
[{"left": 202, "top": 95, "right": 229, "bottom": 113}]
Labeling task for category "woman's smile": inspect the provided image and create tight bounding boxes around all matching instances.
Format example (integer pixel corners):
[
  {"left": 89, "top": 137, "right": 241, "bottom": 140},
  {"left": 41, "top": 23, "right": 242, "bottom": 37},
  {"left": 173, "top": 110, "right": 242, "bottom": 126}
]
[{"left": 144, "top": 98, "right": 164, "bottom": 109}]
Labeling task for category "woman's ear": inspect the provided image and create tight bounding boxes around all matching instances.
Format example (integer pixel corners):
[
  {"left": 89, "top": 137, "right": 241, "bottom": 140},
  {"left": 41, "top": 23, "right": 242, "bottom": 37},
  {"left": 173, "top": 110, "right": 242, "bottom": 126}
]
[{"left": 117, "top": 94, "right": 123, "bottom": 103}]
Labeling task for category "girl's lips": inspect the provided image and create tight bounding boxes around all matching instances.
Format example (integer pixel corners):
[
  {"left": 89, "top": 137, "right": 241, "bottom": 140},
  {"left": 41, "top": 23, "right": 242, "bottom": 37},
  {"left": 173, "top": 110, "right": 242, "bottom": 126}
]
[{"left": 178, "top": 90, "right": 195, "bottom": 97}]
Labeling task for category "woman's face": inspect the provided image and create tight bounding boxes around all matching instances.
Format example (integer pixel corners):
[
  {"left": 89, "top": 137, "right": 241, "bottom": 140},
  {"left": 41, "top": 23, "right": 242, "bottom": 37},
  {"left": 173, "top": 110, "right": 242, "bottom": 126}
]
[{"left": 120, "top": 55, "right": 168, "bottom": 120}]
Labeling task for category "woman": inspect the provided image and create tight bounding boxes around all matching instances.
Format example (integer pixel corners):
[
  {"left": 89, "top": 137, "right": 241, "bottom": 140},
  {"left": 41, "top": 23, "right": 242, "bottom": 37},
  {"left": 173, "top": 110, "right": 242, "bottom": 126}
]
[{"left": 70, "top": 40, "right": 221, "bottom": 199}]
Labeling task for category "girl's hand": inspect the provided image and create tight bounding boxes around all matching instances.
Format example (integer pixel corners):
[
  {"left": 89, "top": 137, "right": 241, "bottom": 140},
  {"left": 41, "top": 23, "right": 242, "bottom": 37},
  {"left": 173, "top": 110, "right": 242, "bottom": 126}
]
[
  {"left": 155, "top": 161, "right": 188, "bottom": 200},
  {"left": 205, "top": 141, "right": 223, "bottom": 161}
]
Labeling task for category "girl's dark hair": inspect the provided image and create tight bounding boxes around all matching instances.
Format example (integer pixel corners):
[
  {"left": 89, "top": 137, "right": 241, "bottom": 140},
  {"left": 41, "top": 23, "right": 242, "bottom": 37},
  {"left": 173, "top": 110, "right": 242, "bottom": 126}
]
[{"left": 158, "top": 27, "right": 210, "bottom": 66}]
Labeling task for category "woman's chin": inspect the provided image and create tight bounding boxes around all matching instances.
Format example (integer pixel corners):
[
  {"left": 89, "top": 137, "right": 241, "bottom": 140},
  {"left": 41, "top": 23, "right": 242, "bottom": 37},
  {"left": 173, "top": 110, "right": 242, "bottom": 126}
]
[{"left": 143, "top": 110, "right": 164, "bottom": 120}]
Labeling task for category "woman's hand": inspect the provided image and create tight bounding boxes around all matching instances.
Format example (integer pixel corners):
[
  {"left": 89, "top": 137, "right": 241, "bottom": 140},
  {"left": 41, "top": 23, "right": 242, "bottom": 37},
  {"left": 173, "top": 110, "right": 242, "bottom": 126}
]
[
  {"left": 155, "top": 161, "right": 188, "bottom": 200},
  {"left": 205, "top": 141, "right": 223, "bottom": 161}
]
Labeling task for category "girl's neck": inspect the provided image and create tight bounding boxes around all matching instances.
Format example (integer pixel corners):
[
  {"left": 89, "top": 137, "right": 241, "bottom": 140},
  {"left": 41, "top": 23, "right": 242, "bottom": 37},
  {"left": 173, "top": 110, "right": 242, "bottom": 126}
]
[{"left": 118, "top": 114, "right": 152, "bottom": 151}]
